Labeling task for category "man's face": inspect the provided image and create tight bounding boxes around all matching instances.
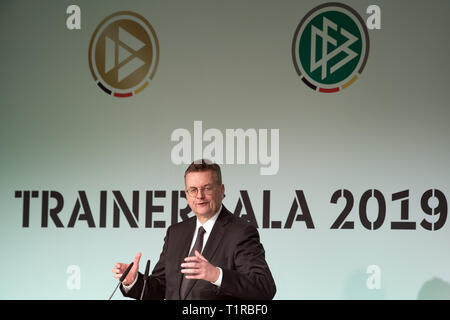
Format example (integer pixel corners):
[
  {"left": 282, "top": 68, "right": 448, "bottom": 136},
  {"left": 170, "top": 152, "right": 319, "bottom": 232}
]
[{"left": 185, "top": 170, "right": 224, "bottom": 220}]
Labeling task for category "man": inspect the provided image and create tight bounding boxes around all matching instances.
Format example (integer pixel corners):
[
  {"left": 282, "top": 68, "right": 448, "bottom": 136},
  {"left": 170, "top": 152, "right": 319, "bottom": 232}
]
[{"left": 112, "top": 159, "right": 276, "bottom": 300}]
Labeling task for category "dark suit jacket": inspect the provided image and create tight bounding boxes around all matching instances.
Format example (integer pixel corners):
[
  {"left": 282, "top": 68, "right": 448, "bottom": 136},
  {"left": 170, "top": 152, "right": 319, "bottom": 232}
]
[{"left": 121, "top": 205, "right": 276, "bottom": 300}]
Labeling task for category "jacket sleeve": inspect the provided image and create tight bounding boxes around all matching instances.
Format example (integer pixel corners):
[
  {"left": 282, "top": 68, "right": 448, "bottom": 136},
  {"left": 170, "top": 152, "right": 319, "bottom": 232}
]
[{"left": 218, "top": 224, "right": 276, "bottom": 300}]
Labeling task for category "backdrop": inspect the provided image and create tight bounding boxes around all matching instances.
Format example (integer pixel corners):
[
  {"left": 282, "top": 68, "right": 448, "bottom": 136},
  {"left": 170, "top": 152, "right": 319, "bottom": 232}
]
[{"left": 1, "top": 0, "right": 449, "bottom": 299}]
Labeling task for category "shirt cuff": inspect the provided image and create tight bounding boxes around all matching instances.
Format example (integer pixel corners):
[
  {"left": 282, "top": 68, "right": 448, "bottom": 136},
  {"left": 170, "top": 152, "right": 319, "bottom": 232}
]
[
  {"left": 211, "top": 267, "right": 223, "bottom": 287},
  {"left": 121, "top": 275, "right": 138, "bottom": 293}
]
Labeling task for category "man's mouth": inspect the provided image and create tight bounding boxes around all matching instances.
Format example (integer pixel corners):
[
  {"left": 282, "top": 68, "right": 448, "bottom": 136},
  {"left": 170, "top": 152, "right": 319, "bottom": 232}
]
[{"left": 196, "top": 202, "right": 209, "bottom": 207}]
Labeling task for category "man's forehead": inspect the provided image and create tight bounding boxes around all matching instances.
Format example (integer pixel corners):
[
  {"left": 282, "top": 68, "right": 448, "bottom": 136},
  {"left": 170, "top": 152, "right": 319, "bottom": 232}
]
[{"left": 185, "top": 171, "right": 214, "bottom": 184}]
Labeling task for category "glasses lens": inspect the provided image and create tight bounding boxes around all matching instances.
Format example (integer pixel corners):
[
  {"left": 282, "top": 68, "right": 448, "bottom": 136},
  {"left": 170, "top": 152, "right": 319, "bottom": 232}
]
[{"left": 187, "top": 185, "right": 217, "bottom": 197}]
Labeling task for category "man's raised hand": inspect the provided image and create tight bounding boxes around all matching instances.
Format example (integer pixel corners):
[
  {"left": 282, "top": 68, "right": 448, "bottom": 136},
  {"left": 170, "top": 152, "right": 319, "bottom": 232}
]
[{"left": 112, "top": 252, "right": 142, "bottom": 286}]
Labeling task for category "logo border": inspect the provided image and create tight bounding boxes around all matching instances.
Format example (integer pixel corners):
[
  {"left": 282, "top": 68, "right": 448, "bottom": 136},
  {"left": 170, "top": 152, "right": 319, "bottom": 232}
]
[
  {"left": 291, "top": 2, "right": 370, "bottom": 93},
  {"left": 88, "top": 11, "right": 160, "bottom": 98}
]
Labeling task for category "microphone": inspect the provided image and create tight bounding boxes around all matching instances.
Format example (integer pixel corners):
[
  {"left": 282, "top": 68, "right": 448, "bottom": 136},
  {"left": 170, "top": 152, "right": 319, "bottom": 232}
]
[
  {"left": 108, "top": 262, "right": 134, "bottom": 300},
  {"left": 139, "top": 260, "right": 151, "bottom": 300}
]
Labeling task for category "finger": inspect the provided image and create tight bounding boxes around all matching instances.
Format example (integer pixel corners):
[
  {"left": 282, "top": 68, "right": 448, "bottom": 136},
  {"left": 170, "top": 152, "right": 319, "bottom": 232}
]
[
  {"left": 194, "top": 250, "right": 208, "bottom": 262},
  {"left": 114, "top": 274, "right": 122, "bottom": 279},
  {"left": 181, "top": 268, "right": 201, "bottom": 274},
  {"left": 116, "top": 263, "right": 131, "bottom": 273},
  {"left": 181, "top": 262, "right": 198, "bottom": 268},
  {"left": 184, "top": 256, "right": 200, "bottom": 262},
  {"left": 114, "top": 263, "right": 125, "bottom": 271}
]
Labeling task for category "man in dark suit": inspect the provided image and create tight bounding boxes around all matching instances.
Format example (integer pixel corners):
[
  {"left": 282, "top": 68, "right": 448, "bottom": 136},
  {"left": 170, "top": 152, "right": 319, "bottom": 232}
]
[{"left": 112, "top": 160, "right": 276, "bottom": 300}]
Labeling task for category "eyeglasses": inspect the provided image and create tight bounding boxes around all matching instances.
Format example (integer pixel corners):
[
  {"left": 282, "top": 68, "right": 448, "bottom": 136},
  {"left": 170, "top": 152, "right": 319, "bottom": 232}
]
[{"left": 186, "top": 185, "right": 217, "bottom": 197}]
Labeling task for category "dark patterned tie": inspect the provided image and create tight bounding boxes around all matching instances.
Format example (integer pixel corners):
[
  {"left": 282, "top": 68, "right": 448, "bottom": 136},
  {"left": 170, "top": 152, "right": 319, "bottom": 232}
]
[{"left": 180, "top": 226, "right": 206, "bottom": 299}]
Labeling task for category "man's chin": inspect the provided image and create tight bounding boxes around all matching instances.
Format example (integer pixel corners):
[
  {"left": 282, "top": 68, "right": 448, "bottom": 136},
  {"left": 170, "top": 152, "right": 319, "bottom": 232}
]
[{"left": 194, "top": 207, "right": 214, "bottom": 217}]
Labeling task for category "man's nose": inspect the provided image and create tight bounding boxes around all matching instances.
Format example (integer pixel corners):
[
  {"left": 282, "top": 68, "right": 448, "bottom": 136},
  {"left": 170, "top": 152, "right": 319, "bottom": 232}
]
[{"left": 196, "top": 189, "right": 206, "bottom": 198}]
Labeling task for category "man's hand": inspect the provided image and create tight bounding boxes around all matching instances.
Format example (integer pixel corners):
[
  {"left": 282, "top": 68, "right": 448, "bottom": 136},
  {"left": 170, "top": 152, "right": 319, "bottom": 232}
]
[
  {"left": 181, "top": 251, "right": 220, "bottom": 283},
  {"left": 112, "top": 252, "right": 142, "bottom": 286}
]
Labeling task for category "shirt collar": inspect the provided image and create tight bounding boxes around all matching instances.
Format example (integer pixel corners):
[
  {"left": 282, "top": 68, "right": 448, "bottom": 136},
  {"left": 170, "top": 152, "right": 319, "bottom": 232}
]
[{"left": 196, "top": 204, "right": 222, "bottom": 234}]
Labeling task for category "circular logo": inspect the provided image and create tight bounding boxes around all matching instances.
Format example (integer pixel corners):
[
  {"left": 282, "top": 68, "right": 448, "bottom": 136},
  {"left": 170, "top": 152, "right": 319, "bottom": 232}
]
[
  {"left": 88, "top": 11, "right": 159, "bottom": 97},
  {"left": 292, "top": 3, "right": 369, "bottom": 92}
]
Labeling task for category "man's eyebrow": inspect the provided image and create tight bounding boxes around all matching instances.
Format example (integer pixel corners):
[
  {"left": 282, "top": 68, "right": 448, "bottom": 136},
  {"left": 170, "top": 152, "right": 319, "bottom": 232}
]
[{"left": 187, "top": 184, "right": 212, "bottom": 189}]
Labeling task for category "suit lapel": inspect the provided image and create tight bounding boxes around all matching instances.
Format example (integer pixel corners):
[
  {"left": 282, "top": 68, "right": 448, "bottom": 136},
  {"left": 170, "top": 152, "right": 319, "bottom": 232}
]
[
  {"left": 201, "top": 207, "right": 230, "bottom": 261},
  {"left": 176, "top": 217, "right": 196, "bottom": 299}
]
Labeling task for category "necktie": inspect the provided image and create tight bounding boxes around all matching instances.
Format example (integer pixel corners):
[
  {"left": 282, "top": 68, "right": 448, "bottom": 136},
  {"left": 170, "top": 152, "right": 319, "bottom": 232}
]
[{"left": 180, "top": 226, "right": 206, "bottom": 299}]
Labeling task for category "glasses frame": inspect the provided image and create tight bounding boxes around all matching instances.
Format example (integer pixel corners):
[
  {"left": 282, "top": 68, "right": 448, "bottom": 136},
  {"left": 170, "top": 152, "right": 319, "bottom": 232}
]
[{"left": 185, "top": 184, "right": 219, "bottom": 197}]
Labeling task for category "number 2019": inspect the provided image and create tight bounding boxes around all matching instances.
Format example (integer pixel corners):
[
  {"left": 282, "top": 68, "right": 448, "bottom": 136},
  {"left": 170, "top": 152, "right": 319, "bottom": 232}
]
[{"left": 330, "top": 189, "right": 447, "bottom": 231}]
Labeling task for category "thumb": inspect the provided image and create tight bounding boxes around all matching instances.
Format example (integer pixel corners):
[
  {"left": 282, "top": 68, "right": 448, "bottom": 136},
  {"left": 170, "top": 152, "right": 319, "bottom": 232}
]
[
  {"left": 123, "top": 252, "right": 141, "bottom": 285},
  {"left": 194, "top": 250, "right": 207, "bottom": 262},
  {"left": 134, "top": 252, "right": 142, "bottom": 264},
  {"left": 133, "top": 252, "right": 142, "bottom": 270}
]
